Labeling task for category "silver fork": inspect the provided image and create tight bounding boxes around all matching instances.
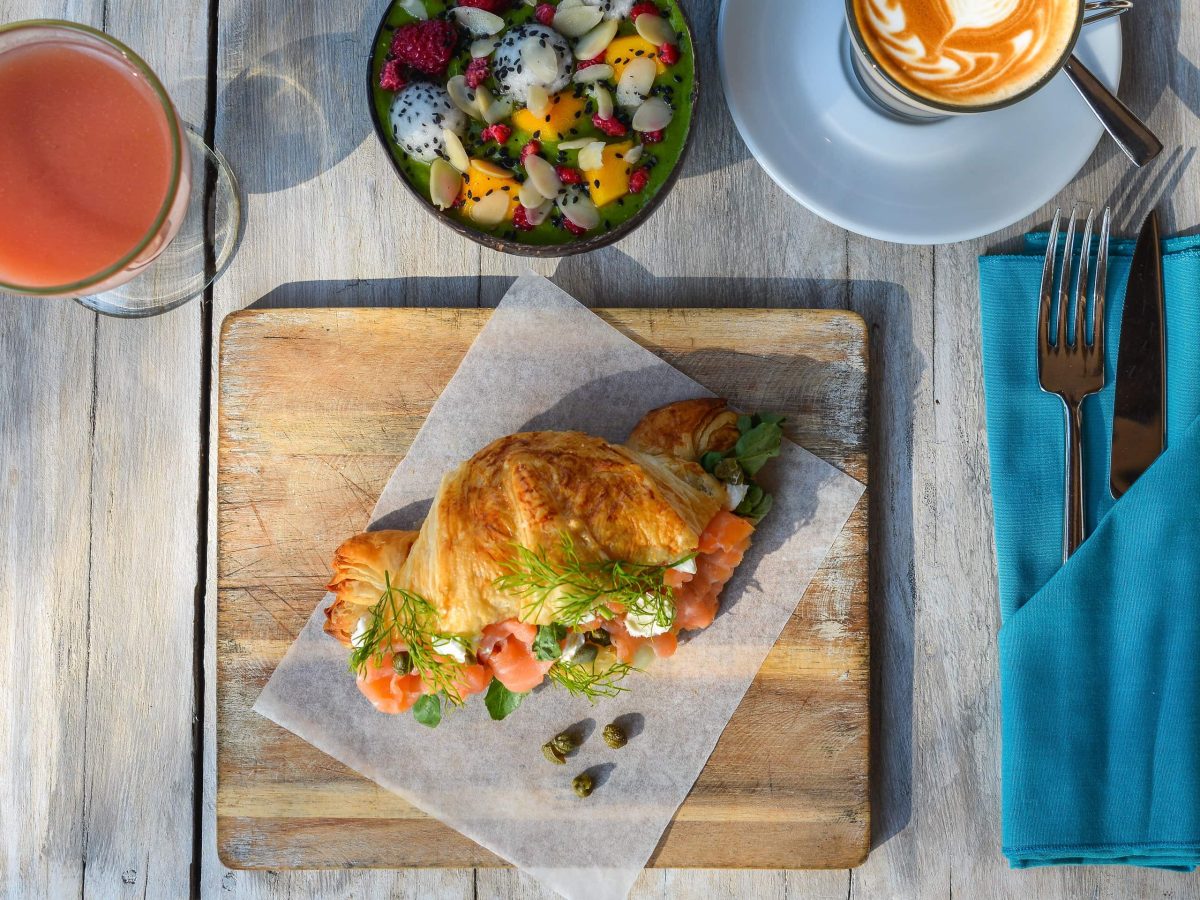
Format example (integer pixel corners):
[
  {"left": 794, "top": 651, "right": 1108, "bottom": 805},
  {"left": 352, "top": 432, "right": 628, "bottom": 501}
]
[{"left": 1037, "top": 205, "right": 1112, "bottom": 561}]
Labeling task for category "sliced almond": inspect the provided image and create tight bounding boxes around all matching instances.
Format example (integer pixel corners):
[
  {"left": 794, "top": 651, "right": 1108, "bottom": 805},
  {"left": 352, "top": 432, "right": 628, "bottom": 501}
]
[
  {"left": 470, "top": 37, "right": 500, "bottom": 58},
  {"left": 616, "top": 56, "right": 656, "bottom": 108},
  {"left": 474, "top": 83, "right": 495, "bottom": 119},
  {"left": 574, "top": 18, "right": 619, "bottom": 61},
  {"left": 556, "top": 137, "right": 594, "bottom": 150},
  {"left": 527, "top": 84, "right": 551, "bottom": 117},
  {"left": 448, "top": 76, "right": 483, "bottom": 120},
  {"left": 470, "top": 190, "right": 510, "bottom": 226},
  {"left": 556, "top": 186, "right": 600, "bottom": 230},
  {"left": 453, "top": 6, "right": 505, "bottom": 36},
  {"left": 522, "top": 38, "right": 561, "bottom": 84},
  {"left": 524, "top": 154, "right": 563, "bottom": 200},
  {"left": 484, "top": 96, "right": 513, "bottom": 124},
  {"left": 442, "top": 129, "right": 470, "bottom": 173},
  {"left": 429, "top": 158, "right": 462, "bottom": 210},
  {"left": 557, "top": 0, "right": 584, "bottom": 9},
  {"left": 635, "top": 13, "right": 675, "bottom": 47},
  {"left": 592, "top": 83, "right": 614, "bottom": 120},
  {"left": 553, "top": 5, "right": 603, "bottom": 38},
  {"left": 573, "top": 63, "right": 614, "bottom": 84},
  {"left": 471, "top": 158, "right": 512, "bottom": 178},
  {"left": 632, "top": 95, "right": 673, "bottom": 132},
  {"left": 398, "top": 0, "right": 428, "bottom": 20},
  {"left": 519, "top": 179, "right": 546, "bottom": 209},
  {"left": 526, "top": 198, "right": 554, "bottom": 226},
  {"left": 577, "top": 140, "right": 606, "bottom": 171},
  {"left": 624, "top": 143, "right": 644, "bottom": 165}
]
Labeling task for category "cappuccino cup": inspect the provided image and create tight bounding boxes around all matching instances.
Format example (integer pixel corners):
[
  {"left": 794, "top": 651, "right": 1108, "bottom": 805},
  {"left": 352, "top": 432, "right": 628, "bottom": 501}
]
[{"left": 846, "top": 0, "right": 1084, "bottom": 119}]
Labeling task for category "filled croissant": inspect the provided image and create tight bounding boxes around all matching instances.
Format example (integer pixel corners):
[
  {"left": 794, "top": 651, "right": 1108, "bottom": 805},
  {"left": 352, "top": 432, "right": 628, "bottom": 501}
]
[{"left": 325, "top": 398, "right": 784, "bottom": 723}]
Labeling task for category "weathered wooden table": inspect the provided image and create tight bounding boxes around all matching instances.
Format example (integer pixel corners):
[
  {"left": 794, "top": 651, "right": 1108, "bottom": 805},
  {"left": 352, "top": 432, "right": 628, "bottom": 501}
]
[{"left": 4, "top": 0, "right": 1200, "bottom": 897}]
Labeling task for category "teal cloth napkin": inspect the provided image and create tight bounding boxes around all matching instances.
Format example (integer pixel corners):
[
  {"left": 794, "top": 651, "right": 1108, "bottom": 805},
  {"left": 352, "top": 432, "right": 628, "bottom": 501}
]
[{"left": 979, "top": 233, "right": 1200, "bottom": 870}]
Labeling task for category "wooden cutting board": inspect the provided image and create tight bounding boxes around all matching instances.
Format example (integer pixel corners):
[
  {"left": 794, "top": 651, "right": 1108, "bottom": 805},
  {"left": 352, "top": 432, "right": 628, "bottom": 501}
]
[{"left": 216, "top": 306, "right": 870, "bottom": 870}]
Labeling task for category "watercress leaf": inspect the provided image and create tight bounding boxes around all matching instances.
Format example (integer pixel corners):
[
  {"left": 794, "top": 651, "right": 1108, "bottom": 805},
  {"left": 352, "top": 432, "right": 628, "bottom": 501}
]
[
  {"left": 759, "top": 412, "right": 786, "bottom": 426},
  {"left": 736, "top": 414, "right": 754, "bottom": 435},
  {"left": 734, "top": 421, "right": 784, "bottom": 476},
  {"left": 412, "top": 693, "right": 442, "bottom": 728},
  {"left": 745, "top": 492, "right": 774, "bottom": 525},
  {"left": 485, "top": 678, "right": 526, "bottom": 721},
  {"left": 532, "top": 623, "right": 567, "bottom": 661},
  {"left": 735, "top": 484, "right": 764, "bottom": 516},
  {"left": 700, "top": 451, "right": 725, "bottom": 474}
]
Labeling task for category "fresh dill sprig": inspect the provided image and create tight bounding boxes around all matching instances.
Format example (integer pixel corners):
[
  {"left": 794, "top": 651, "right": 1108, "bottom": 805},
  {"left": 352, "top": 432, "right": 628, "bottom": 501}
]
[
  {"left": 493, "top": 532, "right": 692, "bottom": 628},
  {"left": 348, "top": 572, "right": 469, "bottom": 706},
  {"left": 547, "top": 659, "right": 636, "bottom": 701}
]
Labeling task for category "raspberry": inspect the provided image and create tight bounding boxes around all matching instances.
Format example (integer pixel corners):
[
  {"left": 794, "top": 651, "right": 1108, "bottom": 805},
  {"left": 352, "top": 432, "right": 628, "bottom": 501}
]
[
  {"left": 641, "top": 128, "right": 664, "bottom": 143},
  {"left": 659, "top": 42, "right": 680, "bottom": 65},
  {"left": 534, "top": 3, "right": 557, "bottom": 25},
  {"left": 630, "top": 2, "right": 659, "bottom": 19},
  {"left": 593, "top": 114, "right": 627, "bottom": 136},
  {"left": 628, "top": 166, "right": 650, "bottom": 193},
  {"left": 513, "top": 205, "right": 535, "bottom": 231},
  {"left": 379, "top": 58, "right": 408, "bottom": 92},
  {"left": 556, "top": 165, "right": 583, "bottom": 184},
  {"left": 563, "top": 218, "right": 588, "bottom": 236},
  {"left": 465, "top": 56, "right": 490, "bottom": 88},
  {"left": 458, "top": 0, "right": 511, "bottom": 11},
  {"left": 481, "top": 123, "right": 513, "bottom": 143},
  {"left": 520, "top": 140, "right": 542, "bottom": 162},
  {"left": 390, "top": 19, "right": 458, "bottom": 77},
  {"left": 576, "top": 53, "right": 607, "bottom": 70}
]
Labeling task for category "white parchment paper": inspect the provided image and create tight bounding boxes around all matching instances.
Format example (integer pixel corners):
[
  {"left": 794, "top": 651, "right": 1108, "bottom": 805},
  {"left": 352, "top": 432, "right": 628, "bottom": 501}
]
[{"left": 254, "top": 275, "right": 865, "bottom": 900}]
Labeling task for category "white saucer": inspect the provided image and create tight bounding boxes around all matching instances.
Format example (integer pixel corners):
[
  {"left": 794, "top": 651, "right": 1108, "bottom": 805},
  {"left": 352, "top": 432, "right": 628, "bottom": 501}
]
[{"left": 718, "top": 1, "right": 1124, "bottom": 245}]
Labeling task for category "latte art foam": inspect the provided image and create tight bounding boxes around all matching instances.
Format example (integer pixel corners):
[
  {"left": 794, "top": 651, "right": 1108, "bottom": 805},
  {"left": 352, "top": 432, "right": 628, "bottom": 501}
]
[{"left": 852, "top": 0, "right": 1080, "bottom": 107}]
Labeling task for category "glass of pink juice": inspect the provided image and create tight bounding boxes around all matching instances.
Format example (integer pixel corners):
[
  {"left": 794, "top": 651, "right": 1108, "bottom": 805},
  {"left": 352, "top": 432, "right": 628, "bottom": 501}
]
[{"left": 0, "top": 21, "right": 240, "bottom": 316}]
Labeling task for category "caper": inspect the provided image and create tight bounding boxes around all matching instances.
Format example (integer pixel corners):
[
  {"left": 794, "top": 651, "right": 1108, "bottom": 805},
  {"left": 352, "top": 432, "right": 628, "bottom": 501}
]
[
  {"left": 392, "top": 651, "right": 412, "bottom": 675},
  {"left": 573, "top": 643, "right": 599, "bottom": 666},
  {"left": 572, "top": 772, "right": 594, "bottom": 798},
  {"left": 542, "top": 742, "right": 566, "bottom": 765},
  {"left": 590, "top": 629, "right": 612, "bottom": 647},
  {"left": 714, "top": 458, "right": 744, "bottom": 484},
  {"left": 550, "top": 731, "right": 577, "bottom": 755},
  {"left": 602, "top": 723, "right": 627, "bottom": 749}
]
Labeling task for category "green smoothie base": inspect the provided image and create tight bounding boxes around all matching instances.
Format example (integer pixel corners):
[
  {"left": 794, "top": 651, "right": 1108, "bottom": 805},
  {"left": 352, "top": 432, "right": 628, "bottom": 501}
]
[{"left": 370, "top": 0, "right": 696, "bottom": 248}]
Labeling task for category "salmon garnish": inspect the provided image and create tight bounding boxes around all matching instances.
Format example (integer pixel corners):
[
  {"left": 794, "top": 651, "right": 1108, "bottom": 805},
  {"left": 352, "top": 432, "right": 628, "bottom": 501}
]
[{"left": 478, "top": 619, "right": 553, "bottom": 692}]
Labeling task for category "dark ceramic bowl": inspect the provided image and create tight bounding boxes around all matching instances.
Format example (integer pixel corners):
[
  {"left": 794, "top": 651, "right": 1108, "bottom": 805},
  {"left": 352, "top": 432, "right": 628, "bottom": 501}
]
[{"left": 367, "top": 0, "right": 698, "bottom": 257}]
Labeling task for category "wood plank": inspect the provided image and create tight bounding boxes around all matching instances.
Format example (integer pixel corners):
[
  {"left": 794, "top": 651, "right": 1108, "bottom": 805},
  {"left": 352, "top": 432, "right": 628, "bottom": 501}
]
[
  {"left": 0, "top": 300, "right": 95, "bottom": 898},
  {"left": 214, "top": 307, "right": 869, "bottom": 871},
  {"left": 203, "top": 0, "right": 486, "bottom": 893},
  {"left": 76, "top": 2, "right": 210, "bottom": 894},
  {"left": 0, "top": 0, "right": 206, "bottom": 897}
]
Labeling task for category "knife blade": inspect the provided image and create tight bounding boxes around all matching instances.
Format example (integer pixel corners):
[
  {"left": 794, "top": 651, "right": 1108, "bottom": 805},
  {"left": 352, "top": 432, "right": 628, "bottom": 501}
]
[{"left": 1110, "top": 209, "right": 1166, "bottom": 498}]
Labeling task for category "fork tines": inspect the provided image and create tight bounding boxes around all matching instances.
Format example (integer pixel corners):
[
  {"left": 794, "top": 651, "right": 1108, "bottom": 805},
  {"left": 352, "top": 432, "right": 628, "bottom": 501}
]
[{"left": 1038, "top": 205, "right": 1112, "bottom": 361}]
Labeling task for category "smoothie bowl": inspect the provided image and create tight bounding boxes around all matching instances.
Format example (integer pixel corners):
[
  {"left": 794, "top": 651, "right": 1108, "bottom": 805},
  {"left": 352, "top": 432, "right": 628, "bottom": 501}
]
[{"left": 368, "top": 0, "right": 697, "bottom": 256}]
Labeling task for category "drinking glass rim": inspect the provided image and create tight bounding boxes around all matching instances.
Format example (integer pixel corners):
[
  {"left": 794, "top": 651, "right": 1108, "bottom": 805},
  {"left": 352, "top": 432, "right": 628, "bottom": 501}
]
[
  {"left": 843, "top": 0, "right": 1085, "bottom": 116},
  {"left": 0, "top": 19, "right": 185, "bottom": 297}
]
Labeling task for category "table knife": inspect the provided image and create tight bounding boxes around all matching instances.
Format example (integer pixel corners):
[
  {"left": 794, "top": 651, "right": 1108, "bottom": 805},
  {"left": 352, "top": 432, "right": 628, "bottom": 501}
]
[{"left": 1110, "top": 209, "right": 1166, "bottom": 498}]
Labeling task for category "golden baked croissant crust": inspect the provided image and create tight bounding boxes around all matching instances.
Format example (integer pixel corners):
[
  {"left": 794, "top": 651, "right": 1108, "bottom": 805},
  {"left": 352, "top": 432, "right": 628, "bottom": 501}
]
[
  {"left": 327, "top": 398, "right": 739, "bottom": 639},
  {"left": 325, "top": 398, "right": 783, "bottom": 720}
]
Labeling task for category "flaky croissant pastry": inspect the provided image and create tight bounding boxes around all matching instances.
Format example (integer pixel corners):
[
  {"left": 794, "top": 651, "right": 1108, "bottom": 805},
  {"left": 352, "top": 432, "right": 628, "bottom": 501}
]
[{"left": 326, "top": 399, "right": 780, "bottom": 720}]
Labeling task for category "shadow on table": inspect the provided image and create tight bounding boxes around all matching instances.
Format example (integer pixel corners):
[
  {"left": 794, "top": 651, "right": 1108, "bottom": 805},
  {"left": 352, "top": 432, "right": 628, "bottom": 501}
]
[
  {"left": 1041, "top": 0, "right": 1200, "bottom": 240},
  {"left": 249, "top": 271, "right": 921, "bottom": 851},
  {"left": 215, "top": 0, "right": 750, "bottom": 197}
]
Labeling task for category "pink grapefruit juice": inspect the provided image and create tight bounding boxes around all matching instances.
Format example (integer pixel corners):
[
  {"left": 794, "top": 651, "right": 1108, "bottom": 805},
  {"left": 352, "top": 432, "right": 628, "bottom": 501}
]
[{"left": 0, "top": 37, "right": 180, "bottom": 290}]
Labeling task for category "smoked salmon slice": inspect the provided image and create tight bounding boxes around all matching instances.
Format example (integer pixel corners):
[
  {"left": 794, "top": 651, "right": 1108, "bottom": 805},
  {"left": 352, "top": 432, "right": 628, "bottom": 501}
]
[{"left": 478, "top": 619, "right": 553, "bottom": 692}]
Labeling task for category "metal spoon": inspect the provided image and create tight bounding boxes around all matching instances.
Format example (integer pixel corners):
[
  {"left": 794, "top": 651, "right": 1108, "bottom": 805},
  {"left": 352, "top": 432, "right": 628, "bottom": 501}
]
[{"left": 1072, "top": 1, "right": 1162, "bottom": 167}]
